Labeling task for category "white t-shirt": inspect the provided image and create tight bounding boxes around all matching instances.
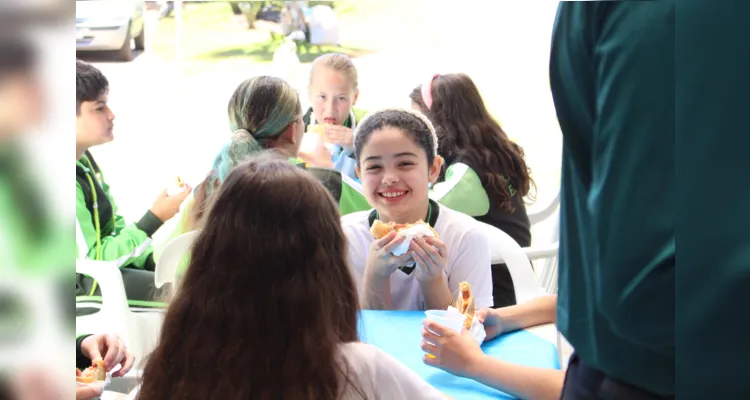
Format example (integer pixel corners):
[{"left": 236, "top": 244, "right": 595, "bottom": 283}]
[
  {"left": 339, "top": 342, "right": 445, "bottom": 399},
  {"left": 341, "top": 204, "right": 494, "bottom": 310},
  {"left": 122, "top": 342, "right": 444, "bottom": 400}
]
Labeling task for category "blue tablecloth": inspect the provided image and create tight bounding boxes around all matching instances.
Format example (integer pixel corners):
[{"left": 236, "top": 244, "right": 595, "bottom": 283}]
[{"left": 358, "top": 310, "right": 560, "bottom": 399}]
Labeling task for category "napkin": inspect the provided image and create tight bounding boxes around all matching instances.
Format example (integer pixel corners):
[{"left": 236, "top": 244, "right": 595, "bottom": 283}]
[
  {"left": 446, "top": 306, "right": 486, "bottom": 345},
  {"left": 390, "top": 223, "right": 436, "bottom": 256}
]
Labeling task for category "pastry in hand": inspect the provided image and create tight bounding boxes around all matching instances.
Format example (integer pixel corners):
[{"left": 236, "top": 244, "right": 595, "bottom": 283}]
[
  {"left": 309, "top": 124, "right": 326, "bottom": 136},
  {"left": 454, "top": 281, "right": 476, "bottom": 331},
  {"left": 370, "top": 219, "right": 438, "bottom": 239},
  {"left": 76, "top": 359, "right": 106, "bottom": 383}
]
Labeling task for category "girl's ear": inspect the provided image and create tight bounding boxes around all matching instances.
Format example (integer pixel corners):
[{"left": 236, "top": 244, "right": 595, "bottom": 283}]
[
  {"left": 355, "top": 165, "right": 361, "bottom": 179},
  {"left": 428, "top": 155, "right": 443, "bottom": 184},
  {"left": 281, "top": 121, "right": 299, "bottom": 145},
  {"left": 353, "top": 89, "right": 360, "bottom": 106}
]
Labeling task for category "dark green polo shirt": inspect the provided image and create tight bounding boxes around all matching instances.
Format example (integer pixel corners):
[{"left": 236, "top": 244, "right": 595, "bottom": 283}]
[{"left": 550, "top": 1, "right": 675, "bottom": 395}]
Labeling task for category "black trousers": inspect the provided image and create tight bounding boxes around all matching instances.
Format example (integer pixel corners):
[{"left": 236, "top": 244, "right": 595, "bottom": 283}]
[
  {"left": 561, "top": 353, "right": 674, "bottom": 400},
  {"left": 491, "top": 263, "right": 517, "bottom": 308}
]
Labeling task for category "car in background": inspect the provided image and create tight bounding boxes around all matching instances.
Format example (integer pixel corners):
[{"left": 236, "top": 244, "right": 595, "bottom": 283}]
[{"left": 76, "top": 0, "right": 146, "bottom": 62}]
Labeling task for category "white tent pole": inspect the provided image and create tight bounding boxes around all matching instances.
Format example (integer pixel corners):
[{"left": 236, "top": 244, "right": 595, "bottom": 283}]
[{"left": 175, "top": 0, "right": 183, "bottom": 73}]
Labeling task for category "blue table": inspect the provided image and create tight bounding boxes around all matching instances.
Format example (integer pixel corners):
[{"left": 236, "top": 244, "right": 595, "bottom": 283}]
[{"left": 358, "top": 310, "right": 560, "bottom": 399}]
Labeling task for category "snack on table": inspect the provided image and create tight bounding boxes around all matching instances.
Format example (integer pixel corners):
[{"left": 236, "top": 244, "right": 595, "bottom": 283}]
[
  {"left": 76, "top": 359, "right": 106, "bottom": 383},
  {"left": 370, "top": 219, "right": 439, "bottom": 240},
  {"left": 454, "top": 281, "right": 476, "bottom": 331}
]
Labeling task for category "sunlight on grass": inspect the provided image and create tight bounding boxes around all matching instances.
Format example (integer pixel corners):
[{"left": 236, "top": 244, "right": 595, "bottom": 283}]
[
  {"left": 151, "top": 1, "right": 376, "bottom": 73},
  {"left": 151, "top": 3, "right": 271, "bottom": 67}
]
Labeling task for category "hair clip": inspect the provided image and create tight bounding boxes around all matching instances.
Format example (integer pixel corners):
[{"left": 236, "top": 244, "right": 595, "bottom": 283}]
[{"left": 421, "top": 74, "right": 440, "bottom": 109}]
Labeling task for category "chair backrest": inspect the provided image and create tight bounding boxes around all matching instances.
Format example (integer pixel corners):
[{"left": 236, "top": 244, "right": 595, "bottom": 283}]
[
  {"left": 75, "top": 259, "right": 132, "bottom": 344},
  {"left": 535, "top": 215, "right": 559, "bottom": 294},
  {"left": 76, "top": 258, "right": 167, "bottom": 364},
  {"left": 475, "top": 221, "right": 544, "bottom": 303},
  {"left": 154, "top": 230, "right": 200, "bottom": 288},
  {"left": 527, "top": 191, "right": 560, "bottom": 225}
]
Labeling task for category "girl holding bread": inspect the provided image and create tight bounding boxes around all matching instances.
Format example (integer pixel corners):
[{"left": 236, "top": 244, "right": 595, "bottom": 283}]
[{"left": 341, "top": 108, "right": 494, "bottom": 311}]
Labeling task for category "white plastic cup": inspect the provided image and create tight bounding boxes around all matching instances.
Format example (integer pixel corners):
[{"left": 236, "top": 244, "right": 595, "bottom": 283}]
[
  {"left": 299, "top": 131, "right": 322, "bottom": 154},
  {"left": 424, "top": 310, "right": 466, "bottom": 334}
]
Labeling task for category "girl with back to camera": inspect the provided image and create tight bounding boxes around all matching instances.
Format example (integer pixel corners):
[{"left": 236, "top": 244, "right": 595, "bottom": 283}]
[
  {"left": 410, "top": 73, "right": 534, "bottom": 247},
  {"left": 411, "top": 73, "right": 535, "bottom": 307},
  {"left": 155, "top": 75, "right": 370, "bottom": 263},
  {"left": 341, "top": 108, "right": 494, "bottom": 311},
  {"left": 138, "top": 157, "right": 445, "bottom": 400}
]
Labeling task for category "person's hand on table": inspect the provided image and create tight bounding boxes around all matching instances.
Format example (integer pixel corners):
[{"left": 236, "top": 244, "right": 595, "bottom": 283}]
[
  {"left": 421, "top": 319, "right": 485, "bottom": 378},
  {"left": 80, "top": 333, "right": 135, "bottom": 377},
  {"left": 474, "top": 308, "right": 504, "bottom": 341},
  {"left": 475, "top": 295, "right": 558, "bottom": 341}
]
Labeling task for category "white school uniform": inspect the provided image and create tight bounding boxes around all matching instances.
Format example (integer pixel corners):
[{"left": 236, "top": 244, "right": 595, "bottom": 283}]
[
  {"left": 342, "top": 203, "right": 494, "bottom": 310},
  {"left": 123, "top": 342, "right": 444, "bottom": 400},
  {"left": 339, "top": 342, "right": 445, "bottom": 399}
]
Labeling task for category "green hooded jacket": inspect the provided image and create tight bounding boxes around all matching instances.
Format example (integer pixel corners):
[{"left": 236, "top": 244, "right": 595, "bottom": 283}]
[{"left": 75, "top": 151, "right": 162, "bottom": 269}]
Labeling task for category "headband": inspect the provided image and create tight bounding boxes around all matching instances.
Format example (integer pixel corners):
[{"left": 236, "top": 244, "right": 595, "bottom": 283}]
[{"left": 421, "top": 74, "right": 440, "bottom": 109}]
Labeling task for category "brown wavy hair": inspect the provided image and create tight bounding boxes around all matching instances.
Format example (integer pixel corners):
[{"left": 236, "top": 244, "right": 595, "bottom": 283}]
[
  {"left": 137, "top": 155, "right": 363, "bottom": 400},
  {"left": 410, "top": 73, "right": 535, "bottom": 212}
]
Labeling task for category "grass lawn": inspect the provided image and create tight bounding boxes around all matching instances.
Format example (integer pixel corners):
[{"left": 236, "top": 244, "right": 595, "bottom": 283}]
[{"left": 150, "top": 1, "right": 375, "bottom": 74}]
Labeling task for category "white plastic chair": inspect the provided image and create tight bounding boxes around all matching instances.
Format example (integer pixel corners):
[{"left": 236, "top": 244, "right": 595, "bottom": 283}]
[
  {"left": 524, "top": 189, "right": 561, "bottom": 294},
  {"left": 474, "top": 222, "right": 568, "bottom": 363},
  {"left": 475, "top": 221, "right": 545, "bottom": 304},
  {"left": 154, "top": 230, "right": 200, "bottom": 288},
  {"left": 527, "top": 191, "right": 560, "bottom": 225},
  {"left": 76, "top": 221, "right": 164, "bottom": 364},
  {"left": 75, "top": 259, "right": 164, "bottom": 363},
  {"left": 534, "top": 215, "right": 559, "bottom": 294},
  {"left": 308, "top": 5, "right": 341, "bottom": 45}
]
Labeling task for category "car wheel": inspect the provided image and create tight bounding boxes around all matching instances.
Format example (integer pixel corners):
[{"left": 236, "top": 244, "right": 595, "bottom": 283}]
[
  {"left": 134, "top": 26, "right": 145, "bottom": 51},
  {"left": 117, "top": 24, "right": 134, "bottom": 62}
]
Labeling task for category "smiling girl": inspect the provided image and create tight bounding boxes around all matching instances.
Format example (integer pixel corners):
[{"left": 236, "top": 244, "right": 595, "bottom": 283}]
[{"left": 341, "top": 108, "right": 494, "bottom": 311}]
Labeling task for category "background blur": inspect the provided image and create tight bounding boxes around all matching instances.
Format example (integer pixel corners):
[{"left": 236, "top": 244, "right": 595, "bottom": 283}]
[{"left": 1, "top": 1, "right": 561, "bottom": 398}]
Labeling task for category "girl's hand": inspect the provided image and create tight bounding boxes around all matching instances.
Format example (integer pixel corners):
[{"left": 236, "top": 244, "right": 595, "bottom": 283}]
[
  {"left": 298, "top": 134, "right": 334, "bottom": 168},
  {"left": 474, "top": 308, "right": 504, "bottom": 341},
  {"left": 410, "top": 236, "right": 449, "bottom": 284},
  {"left": 421, "top": 319, "right": 485, "bottom": 378},
  {"left": 80, "top": 333, "right": 135, "bottom": 377},
  {"left": 324, "top": 125, "right": 354, "bottom": 148},
  {"left": 77, "top": 383, "right": 104, "bottom": 400},
  {"left": 366, "top": 231, "right": 414, "bottom": 279}
]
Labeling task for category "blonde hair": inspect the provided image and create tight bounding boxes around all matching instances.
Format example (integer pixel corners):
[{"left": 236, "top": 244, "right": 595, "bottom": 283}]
[{"left": 310, "top": 53, "right": 359, "bottom": 91}]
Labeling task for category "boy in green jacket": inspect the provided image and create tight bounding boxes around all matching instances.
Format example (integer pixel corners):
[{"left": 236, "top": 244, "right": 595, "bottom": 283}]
[{"left": 75, "top": 60, "right": 190, "bottom": 310}]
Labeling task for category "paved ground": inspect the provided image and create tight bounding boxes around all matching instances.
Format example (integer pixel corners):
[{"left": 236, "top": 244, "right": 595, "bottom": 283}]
[{"left": 77, "top": 2, "right": 562, "bottom": 246}]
